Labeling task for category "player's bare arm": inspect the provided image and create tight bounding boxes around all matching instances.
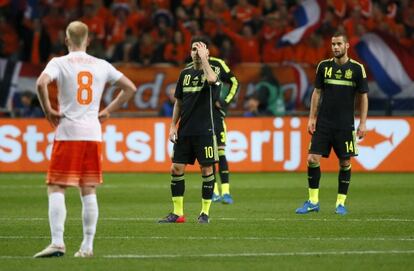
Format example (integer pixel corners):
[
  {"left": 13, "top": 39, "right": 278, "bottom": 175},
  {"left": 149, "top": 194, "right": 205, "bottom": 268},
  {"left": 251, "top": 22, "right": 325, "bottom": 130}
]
[
  {"left": 169, "top": 99, "right": 182, "bottom": 143},
  {"left": 195, "top": 43, "right": 218, "bottom": 84},
  {"left": 98, "top": 75, "right": 136, "bottom": 122},
  {"left": 36, "top": 73, "right": 63, "bottom": 128},
  {"left": 308, "top": 88, "right": 321, "bottom": 135},
  {"left": 357, "top": 92, "right": 368, "bottom": 139}
]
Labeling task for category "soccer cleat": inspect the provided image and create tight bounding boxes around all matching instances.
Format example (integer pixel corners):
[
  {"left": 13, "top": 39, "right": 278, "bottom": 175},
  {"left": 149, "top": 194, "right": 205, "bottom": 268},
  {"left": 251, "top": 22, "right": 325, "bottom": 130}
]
[
  {"left": 198, "top": 212, "right": 209, "bottom": 224},
  {"left": 295, "top": 200, "right": 320, "bottom": 214},
  {"left": 74, "top": 250, "right": 93, "bottom": 258},
  {"left": 212, "top": 193, "right": 222, "bottom": 202},
  {"left": 335, "top": 204, "right": 348, "bottom": 215},
  {"left": 33, "top": 244, "right": 65, "bottom": 258},
  {"left": 221, "top": 194, "right": 233, "bottom": 204},
  {"left": 158, "top": 213, "right": 186, "bottom": 223}
]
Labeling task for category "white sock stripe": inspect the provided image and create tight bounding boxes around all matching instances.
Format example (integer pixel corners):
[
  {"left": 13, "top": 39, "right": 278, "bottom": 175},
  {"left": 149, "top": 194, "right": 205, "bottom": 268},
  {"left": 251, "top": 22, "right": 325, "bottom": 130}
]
[
  {"left": 48, "top": 192, "right": 66, "bottom": 247},
  {"left": 81, "top": 194, "right": 98, "bottom": 252}
]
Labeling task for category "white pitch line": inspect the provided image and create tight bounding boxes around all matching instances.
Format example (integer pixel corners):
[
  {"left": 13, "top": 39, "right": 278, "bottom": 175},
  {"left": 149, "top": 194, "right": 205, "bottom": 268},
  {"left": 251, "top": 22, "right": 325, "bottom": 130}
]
[
  {"left": 0, "top": 256, "right": 33, "bottom": 259},
  {"left": 1, "top": 236, "right": 414, "bottom": 242},
  {"left": 103, "top": 250, "right": 414, "bottom": 259},
  {"left": 1, "top": 217, "right": 414, "bottom": 222},
  {"left": 1, "top": 250, "right": 414, "bottom": 260}
]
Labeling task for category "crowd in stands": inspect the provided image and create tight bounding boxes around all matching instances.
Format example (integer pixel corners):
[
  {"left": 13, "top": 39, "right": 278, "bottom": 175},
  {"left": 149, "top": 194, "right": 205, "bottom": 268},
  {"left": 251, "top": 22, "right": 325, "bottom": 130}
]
[{"left": 1, "top": 0, "right": 414, "bottom": 67}]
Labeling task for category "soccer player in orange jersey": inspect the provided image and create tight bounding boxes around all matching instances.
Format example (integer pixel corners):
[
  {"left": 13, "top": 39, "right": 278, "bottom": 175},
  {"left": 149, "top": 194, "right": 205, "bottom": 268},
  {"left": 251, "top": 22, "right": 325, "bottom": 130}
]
[{"left": 33, "top": 21, "right": 136, "bottom": 258}]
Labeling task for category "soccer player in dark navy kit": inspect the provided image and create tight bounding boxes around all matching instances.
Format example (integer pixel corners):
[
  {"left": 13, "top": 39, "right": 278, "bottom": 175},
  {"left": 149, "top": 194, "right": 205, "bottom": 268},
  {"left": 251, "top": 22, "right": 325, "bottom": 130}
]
[
  {"left": 296, "top": 32, "right": 369, "bottom": 215},
  {"left": 159, "top": 37, "right": 221, "bottom": 223},
  {"left": 185, "top": 56, "right": 239, "bottom": 204},
  {"left": 210, "top": 57, "right": 238, "bottom": 204}
]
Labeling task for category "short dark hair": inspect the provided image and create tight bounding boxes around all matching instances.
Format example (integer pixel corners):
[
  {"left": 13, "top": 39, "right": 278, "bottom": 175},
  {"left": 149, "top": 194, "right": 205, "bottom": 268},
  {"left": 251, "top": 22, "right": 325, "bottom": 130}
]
[
  {"left": 190, "top": 36, "right": 209, "bottom": 48},
  {"left": 21, "top": 90, "right": 34, "bottom": 99},
  {"left": 333, "top": 31, "right": 348, "bottom": 42}
]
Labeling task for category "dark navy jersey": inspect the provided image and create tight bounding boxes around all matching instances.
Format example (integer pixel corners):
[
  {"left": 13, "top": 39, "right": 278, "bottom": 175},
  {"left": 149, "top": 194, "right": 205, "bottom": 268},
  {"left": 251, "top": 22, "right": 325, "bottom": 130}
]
[
  {"left": 314, "top": 58, "right": 369, "bottom": 129},
  {"left": 175, "top": 66, "right": 221, "bottom": 136},
  {"left": 186, "top": 57, "right": 239, "bottom": 117}
]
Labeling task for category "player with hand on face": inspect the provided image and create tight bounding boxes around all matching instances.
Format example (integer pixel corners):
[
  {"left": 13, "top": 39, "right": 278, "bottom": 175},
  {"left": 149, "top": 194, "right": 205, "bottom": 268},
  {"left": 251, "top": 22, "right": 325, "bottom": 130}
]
[{"left": 159, "top": 37, "right": 222, "bottom": 224}]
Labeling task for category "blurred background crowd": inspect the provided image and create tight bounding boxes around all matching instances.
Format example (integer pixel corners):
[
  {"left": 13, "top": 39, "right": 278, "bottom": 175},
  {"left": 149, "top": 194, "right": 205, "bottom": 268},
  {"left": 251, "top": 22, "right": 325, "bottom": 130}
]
[
  {"left": 1, "top": 0, "right": 413, "bottom": 65},
  {"left": 0, "top": 0, "right": 413, "bottom": 117}
]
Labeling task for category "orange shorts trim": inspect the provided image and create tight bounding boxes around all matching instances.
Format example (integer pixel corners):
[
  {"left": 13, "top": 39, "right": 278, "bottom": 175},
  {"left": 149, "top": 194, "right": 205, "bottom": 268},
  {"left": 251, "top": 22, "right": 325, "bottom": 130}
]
[{"left": 47, "top": 141, "right": 103, "bottom": 187}]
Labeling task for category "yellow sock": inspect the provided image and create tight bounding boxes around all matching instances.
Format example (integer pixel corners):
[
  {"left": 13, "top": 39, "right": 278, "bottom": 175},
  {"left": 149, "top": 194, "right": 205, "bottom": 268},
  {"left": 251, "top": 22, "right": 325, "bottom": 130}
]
[
  {"left": 201, "top": 199, "right": 212, "bottom": 215},
  {"left": 214, "top": 182, "right": 220, "bottom": 195},
  {"left": 336, "top": 194, "right": 347, "bottom": 207},
  {"left": 172, "top": 196, "right": 184, "bottom": 216},
  {"left": 221, "top": 183, "right": 230, "bottom": 195},
  {"left": 308, "top": 188, "right": 319, "bottom": 204}
]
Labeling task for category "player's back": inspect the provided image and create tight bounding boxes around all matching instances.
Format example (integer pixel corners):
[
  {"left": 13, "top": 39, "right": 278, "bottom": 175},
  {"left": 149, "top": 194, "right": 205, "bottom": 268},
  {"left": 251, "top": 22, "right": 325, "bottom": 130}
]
[{"left": 44, "top": 51, "right": 122, "bottom": 141}]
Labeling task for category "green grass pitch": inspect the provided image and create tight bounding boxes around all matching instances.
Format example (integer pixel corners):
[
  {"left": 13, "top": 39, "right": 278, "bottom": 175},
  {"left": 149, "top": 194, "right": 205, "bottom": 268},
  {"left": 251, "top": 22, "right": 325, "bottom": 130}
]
[{"left": 1, "top": 172, "right": 414, "bottom": 270}]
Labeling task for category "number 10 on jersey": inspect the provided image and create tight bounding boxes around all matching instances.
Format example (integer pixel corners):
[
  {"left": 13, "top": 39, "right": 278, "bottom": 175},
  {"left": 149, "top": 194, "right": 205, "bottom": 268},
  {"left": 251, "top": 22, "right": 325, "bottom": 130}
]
[{"left": 77, "top": 71, "right": 93, "bottom": 105}]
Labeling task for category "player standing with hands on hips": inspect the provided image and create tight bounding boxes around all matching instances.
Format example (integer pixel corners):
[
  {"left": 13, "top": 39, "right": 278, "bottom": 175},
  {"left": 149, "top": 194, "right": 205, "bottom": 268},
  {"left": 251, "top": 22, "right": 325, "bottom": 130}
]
[
  {"left": 296, "top": 32, "right": 368, "bottom": 215},
  {"left": 34, "top": 21, "right": 136, "bottom": 258},
  {"left": 159, "top": 37, "right": 221, "bottom": 224}
]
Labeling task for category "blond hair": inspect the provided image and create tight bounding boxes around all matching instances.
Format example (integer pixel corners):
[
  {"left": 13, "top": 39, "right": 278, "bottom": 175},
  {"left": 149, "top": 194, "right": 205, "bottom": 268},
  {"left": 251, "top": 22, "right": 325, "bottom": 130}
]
[{"left": 66, "top": 21, "right": 89, "bottom": 47}]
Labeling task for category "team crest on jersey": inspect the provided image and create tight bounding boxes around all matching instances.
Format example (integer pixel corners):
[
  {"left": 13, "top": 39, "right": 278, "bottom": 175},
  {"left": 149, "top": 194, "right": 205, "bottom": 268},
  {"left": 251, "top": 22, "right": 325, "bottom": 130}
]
[
  {"left": 345, "top": 69, "right": 353, "bottom": 79},
  {"left": 192, "top": 76, "right": 199, "bottom": 86},
  {"left": 335, "top": 69, "right": 342, "bottom": 79}
]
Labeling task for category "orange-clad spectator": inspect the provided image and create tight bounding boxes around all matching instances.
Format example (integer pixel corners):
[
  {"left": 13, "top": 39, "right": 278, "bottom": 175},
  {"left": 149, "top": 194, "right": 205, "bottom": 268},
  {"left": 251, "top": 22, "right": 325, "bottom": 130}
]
[
  {"left": 177, "top": 19, "right": 204, "bottom": 50},
  {"left": 106, "top": 4, "right": 130, "bottom": 51},
  {"left": 330, "top": 0, "right": 347, "bottom": 18},
  {"left": 319, "top": 8, "right": 340, "bottom": 38},
  {"left": 81, "top": 1, "right": 105, "bottom": 40},
  {"left": 33, "top": 18, "right": 56, "bottom": 63},
  {"left": 62, "top": 0, "right": 79, "bottom": 9},
  {"left": 399, "top": 34, "right": 414, "bottom": 49},
  {"left": 220, "top": 23, "right": 260, "bottom": 62},
  {"left": 260, "top": 12, "right": 284, "bottom": 46},
  {"left": 127, "top": 0, "right": 147, "bottom": 36},
  {"left": 260, "top": 12, "right": 286, "bottom": 63},
  {"left": 31, "top": 19, "right": 41, "bottom": 64},
  {"left": 262, "top": 45, "right": 295, "bottom": 63},
  {"left": 343, "top": 7, "right": 366, "bottom": 40},
  {"left": 95, "top": 0, "right": 115, "bottom": 30},
  {"left": 298, "top": 34, "right": 330, "bottom": 66},
  {"left": 346, "top": 0, "right": 372, "bottom": 17},
  {"left": 151, "top": 11, "right": 174, "bottom": 43},
  {"left": 231, "top": 0, "right": 261, "bottom": 27},
  {"left": 0, "top": 15, "right": 19, "bottom": 57},
  {"left": 0, "top": 0, "right": 9, "bottom": 7},
  {"left": 60, "top": 0, "right": 80, "bottom": 21},
  {"left": 164, "top": 31, "right": 187, "bottom": 65},
  {"left": 218, "top": 37, "right": 241, "bottom": 65},
  {"left": 203, "top": 0, "right": 232, "bottom": 37},
  {"left": 366, "top": 4, "right": 399, "bottom": 36},
  {"left": 42, "top": 5, "right": 67, "bottom": 42},
  {"left": 182, "top": 0, "right": 205, "bottom": 7},
  {"left": 331, "top": 0, "right": 372, "bottom": 19},
  {"left": 140, "top": 0, "right": 170, "bottom": 11},
  {"left": 402, "top": 6, "right": 414, "bottom": 30},
  {"left": 182, "top": 0, "right": 205, "bottom": 21},
  {"left": 137, "top": 32, "right": 155, "bottom": 66}
]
